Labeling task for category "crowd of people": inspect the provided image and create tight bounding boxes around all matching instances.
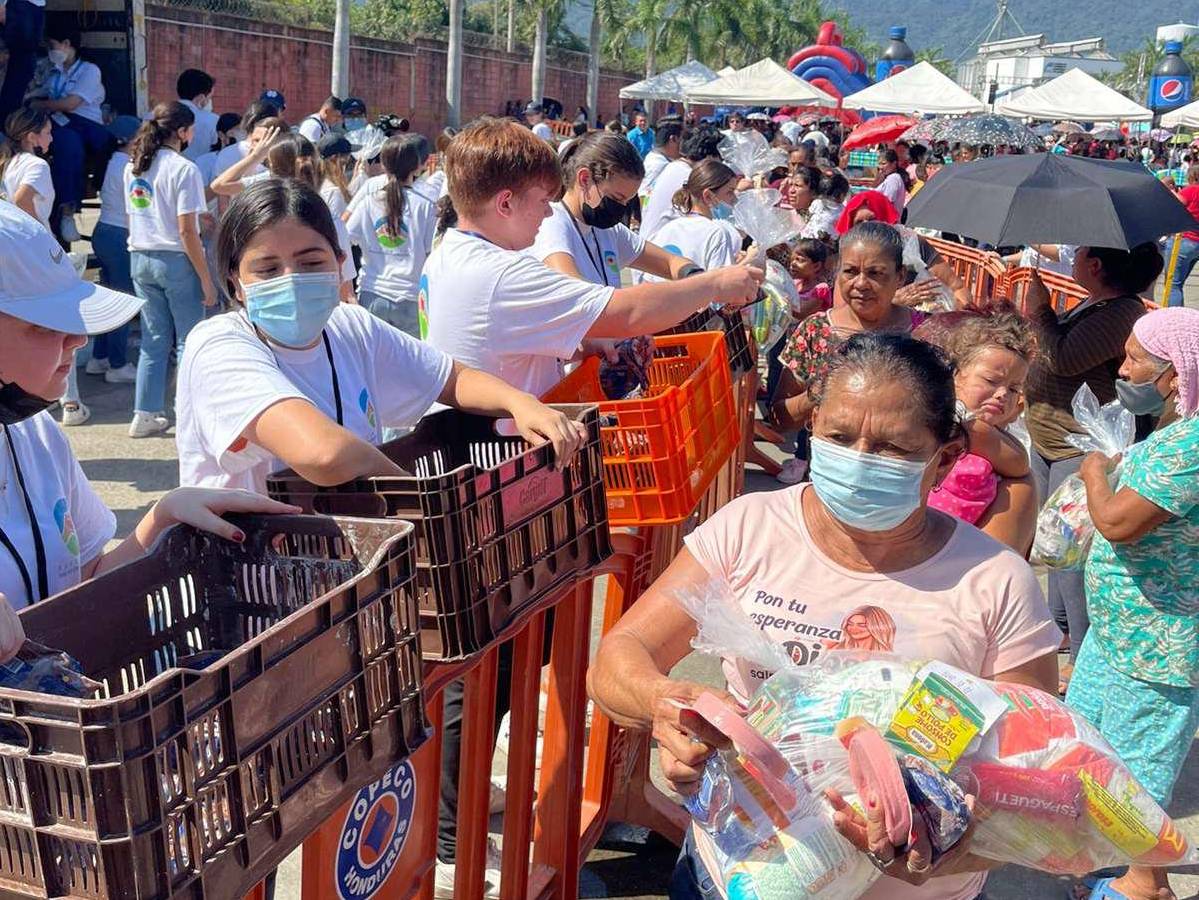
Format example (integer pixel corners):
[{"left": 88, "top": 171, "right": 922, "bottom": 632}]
[{"left": 0, "top": 38, "right": 1196, "bottom": 900}]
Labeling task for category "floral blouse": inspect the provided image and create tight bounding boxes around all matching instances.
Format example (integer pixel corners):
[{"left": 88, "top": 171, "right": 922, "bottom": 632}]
[{"left": 778, "top": 309, "right": 927, "bottom": 388}]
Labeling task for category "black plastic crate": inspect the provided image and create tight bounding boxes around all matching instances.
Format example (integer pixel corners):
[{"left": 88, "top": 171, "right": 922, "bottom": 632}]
[
  {"left": 266, "top": 404, "right": 611, "bottom": 660},
  {"left": 661, "top": 307, "right": 756, "bottom": 376},
  {"left": 0, "top": 514, "right": 424, "bottom": 900}
]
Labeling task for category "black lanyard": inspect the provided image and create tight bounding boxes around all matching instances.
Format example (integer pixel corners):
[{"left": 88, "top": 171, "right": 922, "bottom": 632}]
[
  {"left": 0, "top": 426, "right": 48, "bottom": 604},
  {"left": 567, "top": 212, "right": 611, "bottom": 287},
  {"left": 306, "top": 115, "right": 328, "bottom": 137},
  {"left": 322, "top": 332, "right": 344, "bottom": 426}
]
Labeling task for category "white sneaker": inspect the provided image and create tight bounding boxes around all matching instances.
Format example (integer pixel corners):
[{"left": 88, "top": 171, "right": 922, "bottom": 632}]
[
  {"left": 776, "top": 458, "right": 808, "bottom": 485},
  {"left": 61, "top": 402, "right": 90, "bottom": 427},
  {"left": 59, "top": 215, "right": 81, "bottom": 244},
  {"left": 104, "top": 363, "right": 138, "bottom": 384},
  {"left": 85, "top": 358, "right": 110, "bottom": 375},
  {"left": 433, "top": 837, "right": 502, "bottom": 899},
  {"left": 129, "top": 411, "right": 170, "bottom": 438}
]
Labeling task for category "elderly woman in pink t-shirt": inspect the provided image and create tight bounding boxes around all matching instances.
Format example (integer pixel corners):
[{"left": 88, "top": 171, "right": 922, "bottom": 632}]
[{"left": 589, "top": 332, "right": 1062, "bottom": 900}]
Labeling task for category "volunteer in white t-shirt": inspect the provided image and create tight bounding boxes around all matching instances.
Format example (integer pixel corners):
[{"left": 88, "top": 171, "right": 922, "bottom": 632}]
[
  {"left": 639, "top": 121, "right": 681, "bottom": 202},
  {"left": 87, "top": 115, "right": 140, "bottom": 385},
  {"left": 525, "top": 103, "right": 555, "bottom": 142},
  {"left": 211, "top": 127, "right": 357, "bottom": 297},
  {"left": 176, "top": 178, "right": 585, "bottom": 495},
  {"left": 176, "top": 68, "right": 219, "bottom": 163},
  {"left": 641, "top": 159, "right": 742, "bottom": 282},
  {"left": 298, "top": 95, "right": 342, "bottom": 143},
  {"left": 345, "top": 134, "right": 435, "bottom": 336},
  {"left": 29, "top": 26, "right": 108, "bottom": 243},
  {"left": 639, "top": 125, "right": 724, "bottom": 241},
  {"left": 0, "top": 106, "right": 54, "bottom": 227},
  {"left": 317, "top": 133, "right": 354, "bottom": 219},
  {"left": 123, "top": 101, "right": 216, "bottom": 439},
  {"left": 423, "top": 117, "right": 763, "bottom": 397},
  {"left": 531, "top": 131, "right": 696, "bottom": 290},
  {"left": 211, "top": 101, "right": 278, "bottom": 181},
  {"left": 0, "top": 203, "right": 297, "bottom": 636}
]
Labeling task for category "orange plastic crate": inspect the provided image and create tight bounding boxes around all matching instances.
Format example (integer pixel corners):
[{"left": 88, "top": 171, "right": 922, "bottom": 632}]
[{"left": 542, "top": 332, "right": 738, "bottom": 526}]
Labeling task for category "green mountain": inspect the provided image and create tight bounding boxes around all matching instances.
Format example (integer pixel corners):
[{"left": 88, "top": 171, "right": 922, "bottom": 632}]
[{"left": 828, "top": 0, "right": 1191, "bottom": 61}]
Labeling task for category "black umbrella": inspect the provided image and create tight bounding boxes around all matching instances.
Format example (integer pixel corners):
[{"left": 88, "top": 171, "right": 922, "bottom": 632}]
[{"left": 905, "top": 154, "right": 1199, "bottom": 249}]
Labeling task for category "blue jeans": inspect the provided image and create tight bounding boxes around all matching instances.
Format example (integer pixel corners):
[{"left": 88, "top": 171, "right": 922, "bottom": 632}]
[
  {"left": 131, "top": 250, "right": 204, "bottom": 414},
  {"left": 91, "top": 222, "right": 132, "bottom": 369},
  {"left": 360, "top": 289, "right": 420, "bottom": 338},
  {"left": 50, "top": 114, "right": 113, "bottom": 212},
  {"left": 1167, "top": 237, "right": 1199, "bottom": 308},
  {"left": 1030, "top": 451, "right": 1087, "bottom": 660},
  {"left": 0, "top": 0, "right": 44, "bottom": 122}
]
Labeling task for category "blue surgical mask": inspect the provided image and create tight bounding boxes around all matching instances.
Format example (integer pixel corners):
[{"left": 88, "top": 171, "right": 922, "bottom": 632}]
[
  {"left": 1115, "top": 376, "right": 1168, "bottom": 416},
  {"left": 711, "top": 201, "right": 734, "bottom": 221},
  {"left": 244, "top": 271, "right": 340, "bottom": 348},
  {"left": 809, "top": 437, "right": 933, "bottom": 532},
  {"left": 343, "top": 117, "right": 367, "bottom": 132}
]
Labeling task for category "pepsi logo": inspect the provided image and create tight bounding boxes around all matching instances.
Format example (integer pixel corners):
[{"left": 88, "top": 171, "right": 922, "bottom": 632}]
[
  {"left": 1160, "top": 79, "right": 1186, "bottom": 102},
  {"left": 335, "top": 761, "right": 416, "bottom": 900}
]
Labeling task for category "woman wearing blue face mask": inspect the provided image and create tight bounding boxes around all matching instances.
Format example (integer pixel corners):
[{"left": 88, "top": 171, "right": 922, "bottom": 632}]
[
  {"left": 174, "top": 179, "right": 587, "bottom": 494},
  {"left": 638, "top": 159, "right": 742, "bottom": 283},
  {"left": 590, "top": 332, "right": 1061, "bottom": 900},
  {"left": 530, "top": 131, "right": 701, "bottom": 288}
]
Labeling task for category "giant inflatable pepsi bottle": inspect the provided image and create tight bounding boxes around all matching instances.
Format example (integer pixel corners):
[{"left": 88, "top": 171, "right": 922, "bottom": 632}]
[
  {"left": 1148, "top": 41, "right": 1192, "bottom": 113},
  {"left": 876, "top": 27, "right": 915, "bottom": 81}
]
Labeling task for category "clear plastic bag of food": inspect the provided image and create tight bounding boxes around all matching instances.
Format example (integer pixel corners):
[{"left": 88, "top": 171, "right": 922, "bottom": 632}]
[
  {"left": 346, "top": 124, "right": 388, "bottom": 161},
  {"left": 1031, "top": 384, "right": 1135, "bottom": 569},
  {"left": 720, "top": 134, "right": 790, "bottom": 179},
  {"left": 671, "top": 582, "right": 1199, "bottom": 896},
  {"left": 745, "top": 260, "right": 798, "bottom": 348},
  {"left": 732, "top": 190, "right": 801, "bottom": 263}
]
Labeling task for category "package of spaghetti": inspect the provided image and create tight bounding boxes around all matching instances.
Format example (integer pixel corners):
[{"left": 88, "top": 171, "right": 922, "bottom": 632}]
[{"left": 671, "top": 584, "right": 1199, "bottom": 897}]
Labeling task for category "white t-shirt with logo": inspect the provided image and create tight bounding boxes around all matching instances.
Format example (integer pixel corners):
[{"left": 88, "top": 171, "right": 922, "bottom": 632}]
[
  {"left": 345, "top": 175, "right": 436, "bottom": 302},
  {"left": 529, "top": 201, "right": 645, "bottom": 287},
  {"left": 43, "top": 58, "right": 105, "bottom": 124},
  {"left": 641, "top": 149, "right": 671, "bottom": 192},
  {"left": 180, "top": 99, "right": 219, "bottom": 162},
  {"left": 639, "top": 158, "right": 691, "bottom": 241},
  {"left": 641, "top": 213, "right": 739, "bottom": 281},
  {"left": 98, "top": 150, "right": 129, "bottom": 229},
  {"left": 0, "top": 414, "right": 115, "bottom": 610},
  {"left": 176, "top": 304, "right": 453, "bottom": 493},
  {"left": 1, "top": 153, "right": 54, "bottom": 228},
  {"left": 423, "top": 229, "right": 612, "bottom": 396},
  {"left": 124, "top": 148, "right": 207, "bottom": 252},
  {"left": 531, "top": 122, "right": 554, "bottom": 141}
]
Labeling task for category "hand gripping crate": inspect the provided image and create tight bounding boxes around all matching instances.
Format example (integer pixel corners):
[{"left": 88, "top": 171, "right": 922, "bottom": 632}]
[
  {"left": 541, "top": 332, "right": 739, "bottom": 527},
  {"left": 661, "top": 307, "right": 756, "bottom": 376},
  {"left": 0, "top": 514, "right": 423, "bottom": 900},
  {"left": 266, "top": 405, "right": 611, "bottom": 661}
]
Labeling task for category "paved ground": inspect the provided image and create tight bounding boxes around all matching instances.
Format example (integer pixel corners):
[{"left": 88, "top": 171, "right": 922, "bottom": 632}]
[{"left": 58, "top": 262, "right": 1199, "bottom": 898}]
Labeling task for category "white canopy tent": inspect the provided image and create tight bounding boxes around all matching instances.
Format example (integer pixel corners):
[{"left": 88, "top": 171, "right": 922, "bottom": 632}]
[
  {"left": 619, "top": 60, "right": 719, "bottom": 101},
  {"left": 842, "top": 61, "right": 985, "bottom": 115},
  {"left": 683, "top": 58, "right": 837, "bottom": 107},
  {"left": 995, "top": 68, "right": 1152, "bottom": 122},
  {"left": 1162, "top": 98, "right": 1199, "bottom": 129}
]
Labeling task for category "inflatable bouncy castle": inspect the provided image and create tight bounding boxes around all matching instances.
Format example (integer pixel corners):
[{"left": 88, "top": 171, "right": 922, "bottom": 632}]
[{"left": 787, "top": 22, "right": 872, "bottom": 107}]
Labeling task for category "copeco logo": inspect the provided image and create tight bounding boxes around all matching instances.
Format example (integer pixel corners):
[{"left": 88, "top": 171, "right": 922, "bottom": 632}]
[{"left": 335, "top": 760, "right": 417, "bottom": 900}]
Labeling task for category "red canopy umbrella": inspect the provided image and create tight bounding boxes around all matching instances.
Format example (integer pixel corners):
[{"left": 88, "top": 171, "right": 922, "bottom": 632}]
[{"left": 842, "top": 115, "right": 919, "bottom": 151}]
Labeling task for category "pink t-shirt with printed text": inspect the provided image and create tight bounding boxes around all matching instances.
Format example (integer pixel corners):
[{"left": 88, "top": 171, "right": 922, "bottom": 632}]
[{"left": 682, "top": 484, "right": 1062, "bottom": 900}]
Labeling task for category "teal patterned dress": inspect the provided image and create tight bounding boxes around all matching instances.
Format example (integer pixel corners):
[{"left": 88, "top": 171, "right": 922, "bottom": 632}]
[{"left": 1084, "top": 416, "right": 1199, "bottom": 688}]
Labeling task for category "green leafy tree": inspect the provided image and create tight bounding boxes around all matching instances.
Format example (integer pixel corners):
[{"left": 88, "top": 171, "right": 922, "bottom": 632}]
[{"left": 915, "top": 46, "right": 953, "bottom": 76}]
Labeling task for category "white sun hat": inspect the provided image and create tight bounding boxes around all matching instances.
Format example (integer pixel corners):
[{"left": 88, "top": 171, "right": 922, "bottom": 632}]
[{"left": 0, "top": 202, "right": 143, "bottom": 335}]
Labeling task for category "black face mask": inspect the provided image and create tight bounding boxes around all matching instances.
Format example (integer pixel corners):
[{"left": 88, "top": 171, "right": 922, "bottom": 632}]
[
  {"left": 180, "top": 140, "right": 190, "bottom": 153},
  {"left": 0, "top": 379, "right": 55, "bottom": 426},
  {"left": 581, "top": 194, "right": 631, "bottom": 230}
]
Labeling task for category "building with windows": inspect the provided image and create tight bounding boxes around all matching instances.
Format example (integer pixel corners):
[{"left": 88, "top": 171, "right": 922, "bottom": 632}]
[{"left": 957, "top": 34, "right": 1123, "bottom": 104}]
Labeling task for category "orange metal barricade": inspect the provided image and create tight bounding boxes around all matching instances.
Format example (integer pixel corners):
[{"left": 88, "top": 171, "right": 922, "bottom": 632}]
[
  {"left": 1002, "top": 266, "right": 1089, "bottom": 315},
  {"left": 924, "top": 236, "right": 1007, "bottom": 306}
]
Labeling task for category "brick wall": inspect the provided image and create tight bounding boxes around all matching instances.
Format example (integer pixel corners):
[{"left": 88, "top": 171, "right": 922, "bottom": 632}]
[{"left": 144, "top": 5, "right": 638, "bottom": 136}]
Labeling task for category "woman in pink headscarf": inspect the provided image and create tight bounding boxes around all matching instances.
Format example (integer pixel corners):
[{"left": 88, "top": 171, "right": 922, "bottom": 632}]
[{"left": 1068, "top": 306, "right": 1199, "bottom": 900}]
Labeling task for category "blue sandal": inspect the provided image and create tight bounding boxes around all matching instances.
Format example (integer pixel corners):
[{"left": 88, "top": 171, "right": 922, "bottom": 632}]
[{"left": 1088, "top": 878, "right": 1132, "bottom": 900}]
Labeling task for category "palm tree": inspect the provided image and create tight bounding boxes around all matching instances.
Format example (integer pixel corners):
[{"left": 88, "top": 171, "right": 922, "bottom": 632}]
[
  {"left": 446, "top": 0, "right": 463, "bottom": 125},
  {"left": 506, "top": 0, "right": 516, "bottom": 53},
  {"left": 529, "top": 0, "right": 564, "bottom": 107}
]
